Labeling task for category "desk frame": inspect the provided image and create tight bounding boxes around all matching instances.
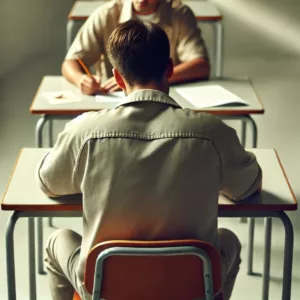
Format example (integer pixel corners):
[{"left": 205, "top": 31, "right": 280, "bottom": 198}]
[{"left": 6, "top": 210, "right": 293, "bottom": 300}]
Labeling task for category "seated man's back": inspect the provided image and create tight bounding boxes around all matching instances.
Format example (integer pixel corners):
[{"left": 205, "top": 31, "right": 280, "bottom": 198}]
[{"left": 38, "top": 20, "right": 261, "bottom": 300}]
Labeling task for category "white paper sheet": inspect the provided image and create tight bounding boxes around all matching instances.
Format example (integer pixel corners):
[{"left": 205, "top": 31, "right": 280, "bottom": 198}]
[
  {"left": 95, "top": 91, "right": 124, "bottom": 103},
  {"left": 174, "top": 85, "right": 249, "bottom": 108},
  {"left": 42, "top": 91, "right": 82, "bottom": 105}
]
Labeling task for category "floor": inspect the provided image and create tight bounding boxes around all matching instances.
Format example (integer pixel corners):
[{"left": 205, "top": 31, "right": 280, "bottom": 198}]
[{"left": 0, "top": 1, "right": 300, "bottom": 300}]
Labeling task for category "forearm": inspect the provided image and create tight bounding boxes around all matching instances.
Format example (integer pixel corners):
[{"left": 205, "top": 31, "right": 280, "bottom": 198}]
[
  {"left": 169, "top": 57, "right": 210, "bottom": 84},
  {"left": 61, "top": 60, "right": 85, "bottom": 88}
]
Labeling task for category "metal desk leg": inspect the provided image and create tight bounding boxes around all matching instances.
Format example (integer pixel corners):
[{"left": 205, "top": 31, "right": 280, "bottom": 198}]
[
  {"left": 214, "top": 20, "right": 224, "bottom": 78},
  {"left": 66, "top": 20, "right": 84, "bottom": 51},
  {"left": 37, "top": 217, "right": 46, "bottom": 275},
  {"left": 48, "top": 118, "right": 53, "bottom": 147},
  {"left": 48, "top": 119, "right": 55, "bottom": 228},
  {"left": 35, "top": 115, "right": 49, "bottom": 275},
  {"left": 277, "top": 212, "right": 294, "bottom": 300},
  {"left": 35, "top": 115, "right": 48, "bottom": 148},
  {"left": 6, "top": 212, "right": 37, "bottom": 300},
  {"left": 262, "top": 218, "right": 272, "bottom": 300},
  {"left": 240, "top": 115, "right": 258, "bottom": 148},
  {"left": 243, "top": 115, "right": 258, "bottom": 275},
  {"left": 239, "top": 120, "right": 248, "bottom": 223},
  {"left": 48, "top": 218, "right": 54, "bottom": 227},
  {"left": 6, "top": 212, "right": 19, "bottom": 300},
  {"left": 247, "top": 217, "right": 255, "bottom": 275},
  {"left": 241, "top": 120, "right": 247, "bottom": 147},
  {"left": 29, "top": 217, "right": 37, "bottom": 300},
  {"left": 66, "top": 20, "right": 75, "bottom": 51}
]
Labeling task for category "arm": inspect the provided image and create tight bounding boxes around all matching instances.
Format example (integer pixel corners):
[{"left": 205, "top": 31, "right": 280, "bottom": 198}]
[
  {"left": 209, "top": 116, "right": 262, "bottom": 201},
  {"left": 62, "top": 60, "right": 100, "bottom": 95},
  {"left": 169, "top": 57, "right": 210, "bottom": 84},
  {"left": 36, "top": 117, "right": 85, "bottom": 197},
  {"left": 174, "top": 6, "right": 210, "bottom": 82},
  {"left": 63, "top": 7, "right": 104, "bottom": 94}
]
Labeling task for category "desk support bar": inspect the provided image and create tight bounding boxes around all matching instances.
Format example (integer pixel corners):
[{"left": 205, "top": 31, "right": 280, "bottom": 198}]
[
  {"left": 214, "top": 21, "right": 224, "bottom": 78},
  {"left": 37, "top": 217, "right": 46, "bottom": 275},
  {"left": 278, "top": 211, "right": 294, "bottom": 300},
  {"left": 29, "top": 217, "right": 37, "bottom": 300},
  {"left": 262, "top": 218, "right": 272, "bottom": 300},
  {"left": 6, "top": 213, "right": 37, "bottom": 300},
  {"left": 5, "top": 210, "right": 293, "bottom": 300},
  {"left": 247, "top": 217, "right": 255, "bottom": 275},
  {"left": 220, "top": 210, "right": 294, "bottom": 300},
  {"left": 6, "top": 212, "right": 19, "bottom": 300},
  {"left": 220, "top": 115, "right": 258, "bottom": 148},
  {"left": 6, "top": 211, "right": 82, "bottom": 300},
  {"left": 35, "top": 115, "right": 48, "bottom": 148}
]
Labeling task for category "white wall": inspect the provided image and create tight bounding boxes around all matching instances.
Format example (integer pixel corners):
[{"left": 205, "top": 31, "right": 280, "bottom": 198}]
[
  {"left": 0, "top": 0, "right": 299, "bottom": 79},
  {"left": 0, "top": 0, "right": 73, "bottom": 78},
  {"left": 212, "top": 0, "right": 300, "bottom": 55}
]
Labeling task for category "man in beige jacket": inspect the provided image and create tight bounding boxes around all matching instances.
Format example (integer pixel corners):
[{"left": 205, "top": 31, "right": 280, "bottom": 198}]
[
  {"left": 38, "top": 20, "right": 262, "bottom": 300},
  {"left": 63, "top": 0, "right": 210, "bottom": 95}
]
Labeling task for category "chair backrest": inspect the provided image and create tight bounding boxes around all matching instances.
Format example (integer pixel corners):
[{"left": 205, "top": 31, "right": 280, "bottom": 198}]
[{"left": 84, "top": 240, "right": 223, "bottom": 300}]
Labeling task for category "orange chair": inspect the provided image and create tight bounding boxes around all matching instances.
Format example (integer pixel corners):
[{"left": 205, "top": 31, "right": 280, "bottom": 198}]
[{"left": 73, "top": 240, "right": 224, "bottom": 300}]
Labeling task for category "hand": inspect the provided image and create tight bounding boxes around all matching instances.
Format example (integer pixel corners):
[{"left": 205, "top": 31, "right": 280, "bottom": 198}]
[
  {"left": 79, "top": 74, "right": 100, "bottom": 95},
  {"left": 101, "top": 76, "right": 121, "bottom": 93}
]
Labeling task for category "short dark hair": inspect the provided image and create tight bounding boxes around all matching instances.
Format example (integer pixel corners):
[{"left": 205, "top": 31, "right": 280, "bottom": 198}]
[{"left": 107, "top": 20, "right": 170, "bottom": 86}]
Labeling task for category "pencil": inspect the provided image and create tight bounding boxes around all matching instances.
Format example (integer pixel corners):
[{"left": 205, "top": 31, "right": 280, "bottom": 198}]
[{"left": 77, "top": 58, "right": 93, "bottom": 78}]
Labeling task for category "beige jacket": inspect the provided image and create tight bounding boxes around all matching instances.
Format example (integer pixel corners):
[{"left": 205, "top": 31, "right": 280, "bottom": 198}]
[
  {"left": 36, "top": 89, "right": 262, "bottom": 286},
  {"left": 66, "top": 0, "right": 208, "bottom": 82}
]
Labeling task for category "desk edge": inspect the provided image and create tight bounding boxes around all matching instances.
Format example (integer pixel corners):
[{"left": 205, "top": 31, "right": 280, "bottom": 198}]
[
  {"left": 249, "top": 77, "right": 265, "bottom": 112},
  {"left": 1, "top": 149, "right": 24, "bottom": 207},
  {"left": 30, "top": 77, "right": 46, "bottom": 114},
  {"left": 275, "top": 149, "right": 297, "bottom": 205}
]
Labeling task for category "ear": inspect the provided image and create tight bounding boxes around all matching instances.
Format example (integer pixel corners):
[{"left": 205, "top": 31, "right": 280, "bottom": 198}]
[
  {"left": 113, "top": 68, "right": 126, "bottom": 90},
  {"left": 165, "top": 58, "right": 174, "bottom": 79}
]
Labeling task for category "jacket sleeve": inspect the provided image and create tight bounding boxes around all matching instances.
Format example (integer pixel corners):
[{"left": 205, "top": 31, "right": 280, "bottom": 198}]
[
  {"left": 35, "top": 117, "right": 86, "bottom": 197},
  {"left": 210, "top": 116, "right": 262, "bottom": 201}
]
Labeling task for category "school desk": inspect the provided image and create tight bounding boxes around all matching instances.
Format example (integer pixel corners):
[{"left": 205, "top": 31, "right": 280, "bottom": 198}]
[
  {"left": 1, "top": 148, "right": 297, "bottom": 300},
  {"left": 30, "top": 75, "right": 264, "bottom": 277},
  {"left": 30, "top": 76, "right": 264, "bottom": 148},
  {"left": 67, "top": 0, "right": 224, "bottom": 77}
]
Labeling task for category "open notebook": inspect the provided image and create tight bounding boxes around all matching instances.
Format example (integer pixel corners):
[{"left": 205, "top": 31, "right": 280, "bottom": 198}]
[{"left": 174, "top": 85, "right": 249, "bottom": 108}]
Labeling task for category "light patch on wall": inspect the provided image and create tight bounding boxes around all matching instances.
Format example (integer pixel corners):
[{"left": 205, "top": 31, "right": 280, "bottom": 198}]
[{"left": 212, "top": 0, "right": 300, "bottom": 54}]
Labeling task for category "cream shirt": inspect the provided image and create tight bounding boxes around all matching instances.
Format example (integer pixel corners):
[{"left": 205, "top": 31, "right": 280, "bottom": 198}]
[
  {"left": 66, "top": 0, "right": 209, "bottom": 83},
  {"left": 36, "top": 89, "right": 262, "bottom": 289}
]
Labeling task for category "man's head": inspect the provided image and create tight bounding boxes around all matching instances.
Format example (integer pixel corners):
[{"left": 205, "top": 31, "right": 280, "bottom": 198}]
[
  {"left": 107, "top": 20, "right": 173, "bottom": 93},
  {"left": 131, "top": 0, "right": 159, "bottom": 15}
]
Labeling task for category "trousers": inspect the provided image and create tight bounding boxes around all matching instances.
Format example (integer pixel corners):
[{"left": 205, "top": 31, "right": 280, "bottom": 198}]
[{"left": 45, "top": 227, "right": 241, "bottom": 300}]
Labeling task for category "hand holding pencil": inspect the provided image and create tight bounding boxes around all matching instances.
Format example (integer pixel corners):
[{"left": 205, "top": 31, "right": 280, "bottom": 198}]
[{"left": 77, "top": 58, "right": 102, "bottom": 95}]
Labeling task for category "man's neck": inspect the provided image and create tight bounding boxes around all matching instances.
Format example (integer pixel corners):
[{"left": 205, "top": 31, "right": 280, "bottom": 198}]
[{"left": 126, "top": 81, "right": 169, "bottom": 95}]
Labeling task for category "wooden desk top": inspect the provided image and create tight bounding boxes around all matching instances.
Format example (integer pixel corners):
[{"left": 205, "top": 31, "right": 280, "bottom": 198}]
[
  {"left": 1, "top": 148, "right": 297, "bottom": 212},
  {"left": 30, "top": 76, "right": 264, "bottom": 116},
  {"left": 68, "top": 1, "right": 222, "bottom": 21}
]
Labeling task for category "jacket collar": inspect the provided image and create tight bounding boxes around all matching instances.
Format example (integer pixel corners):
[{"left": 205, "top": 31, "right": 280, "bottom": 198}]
[{"left": 115, "top": 89, "right": 182, "bottom": 109}]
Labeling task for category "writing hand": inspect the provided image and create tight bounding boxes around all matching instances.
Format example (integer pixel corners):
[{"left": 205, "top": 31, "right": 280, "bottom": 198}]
[
  {"left": 79, "top": 74, "right": 100, "bottom": 95},
  {"left": 101, "top": 76, "right": 121, "bottom": 93}
]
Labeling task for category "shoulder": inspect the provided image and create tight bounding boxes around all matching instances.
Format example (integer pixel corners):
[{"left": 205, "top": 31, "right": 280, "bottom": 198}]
[
  {"left": 173, "top": 108, "right": 234, "bottom": 137},
  {"left": 171, "top": 0, "right": 196, "bottom": 19},
  {"left": 61, "top": 111, "right": 110, "bottom": 143}
]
